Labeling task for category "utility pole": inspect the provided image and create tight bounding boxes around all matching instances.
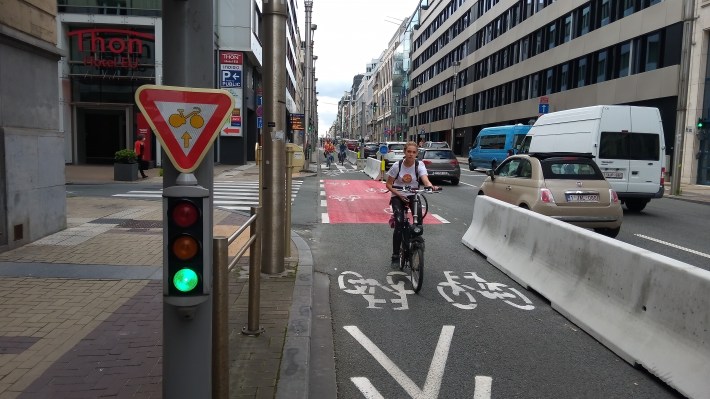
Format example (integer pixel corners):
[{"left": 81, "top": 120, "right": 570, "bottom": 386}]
[
  {"left": 450, "top": 61, "right": 460, "bottom": 152},
  {"left": 671, "top": 0, "right": 696, "bottom": 195},
  {"left": 303, "top": 1, "right": 313, "bottom": 150},
  {"left": 262, "top": 0, "right": 288, "bottom": 274},
  {"left": 161, "top": 0, "right": 214, "bottom": 397}
]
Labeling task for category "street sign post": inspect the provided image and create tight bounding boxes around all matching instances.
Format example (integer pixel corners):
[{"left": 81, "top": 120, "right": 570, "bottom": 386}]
[{"left": 135, "top": 85, "right": 234, "bottom": 173}]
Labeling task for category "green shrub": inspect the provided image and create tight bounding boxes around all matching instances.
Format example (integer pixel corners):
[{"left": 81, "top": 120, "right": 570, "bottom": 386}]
[{"left": 114, "top": 149, "right": 137, "bottom": 164}]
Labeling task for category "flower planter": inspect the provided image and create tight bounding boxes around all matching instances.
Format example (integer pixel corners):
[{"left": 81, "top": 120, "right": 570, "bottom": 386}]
[{"left": 114, "top": 162, "right": 139, "bottom": 181}]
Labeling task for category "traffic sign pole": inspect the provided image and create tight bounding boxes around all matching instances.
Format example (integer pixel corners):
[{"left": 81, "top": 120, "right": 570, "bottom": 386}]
[{"left": 160, "top": 1, "right": 215, "bottom": 397}]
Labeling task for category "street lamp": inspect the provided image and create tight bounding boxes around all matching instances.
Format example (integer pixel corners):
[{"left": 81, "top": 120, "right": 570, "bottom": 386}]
[{"left": 450, "top": 61, "right": 460, "bottom": 152}]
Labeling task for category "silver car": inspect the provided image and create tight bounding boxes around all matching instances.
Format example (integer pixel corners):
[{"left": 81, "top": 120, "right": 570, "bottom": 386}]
[
  {"left": 382, "top": 141, "right": 407, "bottom": 168},
  {"left": 417, "top": 148, "right": 460, "bottom": 185}
]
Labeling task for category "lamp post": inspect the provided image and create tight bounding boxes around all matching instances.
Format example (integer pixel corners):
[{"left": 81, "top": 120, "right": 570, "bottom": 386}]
[{"left": 450, "top": 61, "right": 460, "bottom": 152}]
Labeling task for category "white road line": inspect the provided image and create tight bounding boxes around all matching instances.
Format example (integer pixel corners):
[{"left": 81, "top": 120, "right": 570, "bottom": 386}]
[
  {"left": 432, "top": 214, "right": 450, "bottom": 223},
  {"left": 473, "top": 376, "right": 493, "bottom": 399},
  {"left": 321, "top": 199, "right": 327, "bottom": 207},
  {"left": 322, "top": 213, "right": 330, "bottom": 223},
  {"left": 344, "top": 325, "right": 454, "bottom": 399},
  {"left": 320, "top": 190, "right": 326, "bottom": 196},
  {"left": 351, "top": 378, "right": 384, "bottom": 399},
  {"left": 459, "top": 181, "right": 478, "bottom": 188},
  {"left": 635, "top": 234, "right": 710, "bottom": 259},
  {"left": 113, "top": 193, "right": 162, "bottom": 198}
]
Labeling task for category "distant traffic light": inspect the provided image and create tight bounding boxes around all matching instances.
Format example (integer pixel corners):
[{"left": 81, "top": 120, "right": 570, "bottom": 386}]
[
  {"left": 698, "top": 118, "right": 705, "bottom": 129},
  {"left": 164, "top": 185, "right": 210, "bottom": 302}
]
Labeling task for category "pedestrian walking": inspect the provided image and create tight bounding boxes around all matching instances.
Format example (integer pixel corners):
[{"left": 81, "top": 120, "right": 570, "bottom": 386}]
[{"left": 134, "top": 134, "right": 148, "bottom": 178}]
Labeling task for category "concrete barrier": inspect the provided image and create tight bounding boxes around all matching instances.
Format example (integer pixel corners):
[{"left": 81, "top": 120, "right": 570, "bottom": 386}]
[
  {"left": 462, "top": 196, "right": 710, "bottom": 399},
  {"left": 363, "top": 157, "right": 382, "bottom": 180}
]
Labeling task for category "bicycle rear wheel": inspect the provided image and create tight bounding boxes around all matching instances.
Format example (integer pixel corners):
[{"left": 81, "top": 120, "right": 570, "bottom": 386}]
[
  {"left": 410, "top": 243, "right": 424, "bottom": 293},
  {"left": 398, "top": 241, "right": 406, "bottom": 271}
]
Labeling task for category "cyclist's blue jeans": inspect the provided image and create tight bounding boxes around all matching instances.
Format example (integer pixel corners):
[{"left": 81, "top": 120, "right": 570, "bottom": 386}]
[{"left": 390, "top": 195, "right": 420, "bottom": 255}]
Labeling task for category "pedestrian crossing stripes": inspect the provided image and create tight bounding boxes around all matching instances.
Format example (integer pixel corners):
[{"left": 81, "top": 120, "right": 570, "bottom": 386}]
[{"left": 112, "top": 181, "right": 302, "bottom": 212}]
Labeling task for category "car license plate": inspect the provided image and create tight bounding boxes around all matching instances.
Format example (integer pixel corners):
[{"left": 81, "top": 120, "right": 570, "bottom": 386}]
[
  {"left": 603, "top": 171, "right": 623, "bottom": 179},
  {"left": 565, "top": 194, "right": 599, "bottom": 202},
  {"left": 432, "top": 172, "right": 448, "bottom": 175}
]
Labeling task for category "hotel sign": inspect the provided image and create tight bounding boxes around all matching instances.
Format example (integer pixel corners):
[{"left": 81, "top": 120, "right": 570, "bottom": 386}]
[{"left": 68, "top": 28, "right": 155, "bottom": 70}]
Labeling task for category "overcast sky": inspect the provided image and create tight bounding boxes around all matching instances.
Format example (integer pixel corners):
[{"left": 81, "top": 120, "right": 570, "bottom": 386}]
[{"left": 298, "top": 0, "right": 421, "bottom": 137}]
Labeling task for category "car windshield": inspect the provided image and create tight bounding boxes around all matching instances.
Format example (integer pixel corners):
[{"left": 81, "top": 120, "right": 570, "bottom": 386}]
[
  {"left": 424, "top": 150, "right": 454, "bottom": 159},
  {"left": 541, "top": 158, "right": 604, "bottom": 180},
  {"left": 389, "top": 144, "right": 405, "bottom": 151}
]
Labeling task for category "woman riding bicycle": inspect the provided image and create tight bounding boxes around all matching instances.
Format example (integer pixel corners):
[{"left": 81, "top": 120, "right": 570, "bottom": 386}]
[
  {"left": 324, "top": 140, "right": 335, "bottom": 167},
  {"left": 338, "top": 142, "right": 347, "bottom": 165},
  {"left": 386, "top": 141, "right": 439, "bottom": 262}
]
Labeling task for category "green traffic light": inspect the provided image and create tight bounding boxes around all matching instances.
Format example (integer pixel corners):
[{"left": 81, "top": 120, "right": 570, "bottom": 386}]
[
  {"left": 698, "top": 118, "right": 704, "bottom": 129},
  {"left": 173, "top": 268, "right": 199, "bottom": 292}
]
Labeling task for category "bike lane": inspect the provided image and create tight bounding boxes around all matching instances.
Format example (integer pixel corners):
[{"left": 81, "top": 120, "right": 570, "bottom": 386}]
[
  {"left": 312, "top": 173, "right": 681, "bottom": 399},
  {"left": 323, "top": 180, "right": 444, "bottom": 224}
]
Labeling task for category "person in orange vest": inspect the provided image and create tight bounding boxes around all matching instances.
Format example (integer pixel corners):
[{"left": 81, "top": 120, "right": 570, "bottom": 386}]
[{"left": 134, "top": 134, "right": 148, "bottom": 178}]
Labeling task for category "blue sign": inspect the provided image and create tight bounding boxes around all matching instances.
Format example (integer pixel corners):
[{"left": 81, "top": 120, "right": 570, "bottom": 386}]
[
  {"left": 538, "top": 103, "right": 550, "bottom": 114},
  {"left": 221, "top": 70, "right": 242, "bottom": 88},
  {"left": 379, "top": 145, "right": 388, "bottom": 155},
  {"left": 257, "top": 117, "right": 263, "bottom": 129}
]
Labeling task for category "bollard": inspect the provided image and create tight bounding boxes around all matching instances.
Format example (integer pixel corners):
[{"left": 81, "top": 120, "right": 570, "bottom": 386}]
[
  {"left": 243, "top": 206, "right": 264, "bottom": 336},
  {"left": 380, "top": 159, "right": 386, "bottom": 181},
  {"left": 212, "top": 237, "right": 229, "bottom": 399}
]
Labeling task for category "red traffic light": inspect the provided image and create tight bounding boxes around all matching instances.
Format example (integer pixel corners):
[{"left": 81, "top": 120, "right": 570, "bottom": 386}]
[{"left": 172, "top": 201, "right": 199, "bottom": 227}]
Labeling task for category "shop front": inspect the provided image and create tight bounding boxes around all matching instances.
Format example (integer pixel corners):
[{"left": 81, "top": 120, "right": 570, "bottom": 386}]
[{"left": 61, "top": 23, "right": 159, "bottom": 164}]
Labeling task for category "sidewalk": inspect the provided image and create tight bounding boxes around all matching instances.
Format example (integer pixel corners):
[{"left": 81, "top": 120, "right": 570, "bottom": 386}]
[
  {"left": 0, "top": 162, "right": 312, "bottom": 398},
  {"left": 455, "top": 156, "right": 710, "bottom": 205}
]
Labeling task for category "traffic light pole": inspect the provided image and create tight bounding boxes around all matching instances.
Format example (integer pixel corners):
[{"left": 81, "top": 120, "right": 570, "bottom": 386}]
[
  {"left": 262, "top": 0, "right": 288, "bottom": 274},
  {"left": 161, "top": 1, "right": 215, "bottom": 397}
]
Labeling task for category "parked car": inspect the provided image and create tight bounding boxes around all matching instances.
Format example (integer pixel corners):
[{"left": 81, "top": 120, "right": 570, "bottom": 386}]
[
  {"left": 382, "top": 141, "right": 407, "bottom": 168},
  {"left": 423, "top": 141, "right": 450, "bottom": 149},
  {"left": 478, "top": 152, "right": 622, "bottom": 237},
  {"left": 417, "top": 148, "right": 460, "bottom": 185},
  {"left": 345, "top": 139, "right": 360, "bottom": 151},
  {"left": 363, "top": 142, "right": 379, "bottom": 158}
]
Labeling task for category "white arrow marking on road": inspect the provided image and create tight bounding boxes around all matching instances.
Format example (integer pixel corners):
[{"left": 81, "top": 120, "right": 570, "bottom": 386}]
[
  {"left": 351, "top": 377, "right": 384, "bottom": 399},
  {"left": 344, "top": 325, "right": 454, "bottom": 399}
]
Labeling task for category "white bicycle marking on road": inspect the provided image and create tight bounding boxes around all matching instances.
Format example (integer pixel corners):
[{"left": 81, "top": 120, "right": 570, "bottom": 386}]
[
  {"left": 338, "top": 271, "right": 413, "bottom": 310},
  {"left": 635, "top": 234, "right": 710, "bottom": 259},
  {"left": 329, "top": 194, "right": 361, "bottom": 202},
  {"left": 437, "top": 271, "right": 535, "bottom": 310}
]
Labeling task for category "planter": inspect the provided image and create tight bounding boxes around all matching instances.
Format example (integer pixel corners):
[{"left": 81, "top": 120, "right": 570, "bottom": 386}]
[{"left": 114, "top": 162, "right": 139, "bottom": 181}]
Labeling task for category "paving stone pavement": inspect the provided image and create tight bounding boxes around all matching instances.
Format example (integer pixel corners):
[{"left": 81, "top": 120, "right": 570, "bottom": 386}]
[{"left": 0, "top": 163, "right": 312, "bottom": 399}]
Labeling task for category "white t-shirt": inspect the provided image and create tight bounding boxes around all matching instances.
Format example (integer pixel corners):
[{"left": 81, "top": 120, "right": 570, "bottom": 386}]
[{"left": 387, "top": 160, "right": 428, "bottom": 196}]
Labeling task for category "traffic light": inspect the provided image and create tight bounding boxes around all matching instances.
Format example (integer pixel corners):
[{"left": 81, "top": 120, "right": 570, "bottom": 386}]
[
  {"left": 698, "top": 118, "right": 705, "bottom": 129},
  {"left": 163, "top": 185, "right": 211, "bottom": 306}
]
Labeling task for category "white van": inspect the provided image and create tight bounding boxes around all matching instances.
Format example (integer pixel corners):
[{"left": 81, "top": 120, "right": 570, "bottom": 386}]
[{"left": 525, "top": 105, "right": 665, "bottom": 212}]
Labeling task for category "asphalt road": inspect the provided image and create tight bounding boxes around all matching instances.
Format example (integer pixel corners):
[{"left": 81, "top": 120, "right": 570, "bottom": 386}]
[{"left": 297, "top": 167, "right": 683, "bottom": 398}]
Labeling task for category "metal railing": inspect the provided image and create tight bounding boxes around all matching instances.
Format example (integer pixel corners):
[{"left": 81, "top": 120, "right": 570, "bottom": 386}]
[{"left": 212, "top": 206, "right": 263, "bottom": 399}]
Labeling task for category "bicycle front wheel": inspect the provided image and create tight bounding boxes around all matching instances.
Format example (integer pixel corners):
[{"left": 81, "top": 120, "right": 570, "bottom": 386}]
[{"left": 410, "top": 244, "right": 424, "bottom": 293}]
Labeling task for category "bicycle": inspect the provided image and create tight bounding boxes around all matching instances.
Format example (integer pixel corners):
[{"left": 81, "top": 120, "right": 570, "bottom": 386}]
[
  {"left": 338, "top": 150, "right": 346, "bottom": 165},
  {"left": 393, "top": 185, "right": 441, "bottom": 293},
  {"left": 325, "top": 151, "right": 334, "bottom": 168}
]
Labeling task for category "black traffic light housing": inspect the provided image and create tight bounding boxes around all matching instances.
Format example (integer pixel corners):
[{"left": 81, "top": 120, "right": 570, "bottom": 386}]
[
  {"left": 163, "top": 185, "right": 211, "bottom": 307},
  {"left": 698, "top": 117, "right": 710, "bottom": 129}
]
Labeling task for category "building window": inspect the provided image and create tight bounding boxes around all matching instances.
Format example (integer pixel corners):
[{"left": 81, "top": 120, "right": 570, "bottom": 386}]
[
  {"left": 531, "top": 73, "right": 540, "bottom": 98},
  {"left": 562, "top": 14, "right": 572, "bottom": 44},
  {"left": 578, "top": 5, "right": 591, "bottom": 36},
  {"left": 545, "top": 68, "right": 554, "bottom": 94},
  {"left": 595, "top": 50, "right": 608, "bottom": 83},
  {"left": 621, "top": 0, "right": 635, "bottom": 17},
  {"left": 560, "top": 63, "right": 569, "bottom": 91},
  {"left": 618, "top": 41, "right": 631, "bottom": 77},
  {"left": 645, "top": 33, "right": 661, "bottom": 71},
  {"left": 600, "top": 0, "right": 611, "bottom": 27},
  {"left": 575, "top": 57, "right": 588, "bottom": 88},
  {"left": 547, "top": 23, "right": 556, "bottom": 50},
  {"left": 521, "top": 37, "right": 529, "bottom": 61}
]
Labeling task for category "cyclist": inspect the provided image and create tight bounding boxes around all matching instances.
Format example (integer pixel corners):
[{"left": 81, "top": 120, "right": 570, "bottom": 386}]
[
  {"left": 338, "top": 141, "right": 347, "bottom": 165},
  {"left": 324, "top": 140, "right": 335, "bottom": 167},
  {"left": 385, "top": 141, "right": 439, "bottom": 262}
]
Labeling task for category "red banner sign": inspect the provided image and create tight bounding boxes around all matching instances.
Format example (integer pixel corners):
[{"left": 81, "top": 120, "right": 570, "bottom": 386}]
[{"left": 68, "top": 28, "right": 155, "bottom": 70}]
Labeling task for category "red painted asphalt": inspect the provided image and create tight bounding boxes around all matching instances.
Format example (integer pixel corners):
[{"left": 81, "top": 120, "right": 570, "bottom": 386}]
[{"left": 324, "top": 180, "right": 443, "bottom": 224}]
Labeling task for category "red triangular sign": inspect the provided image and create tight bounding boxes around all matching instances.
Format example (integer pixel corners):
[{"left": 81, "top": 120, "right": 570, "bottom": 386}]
[{"left": 135, "top": 85, "right": 234, "bottom": 173}]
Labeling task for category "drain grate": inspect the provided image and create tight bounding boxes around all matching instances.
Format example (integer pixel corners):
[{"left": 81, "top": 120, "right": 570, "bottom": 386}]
[{"left": 118, "top": 220, "right": 163, "bottom": 229}]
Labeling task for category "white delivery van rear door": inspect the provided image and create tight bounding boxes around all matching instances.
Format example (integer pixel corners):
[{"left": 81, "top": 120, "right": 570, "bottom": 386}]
[
  {"left": 597, "top": 106, "right": 632, "bottom": 194},
  {"left": 627, "top": 107, "right": 663, "bottom": 195}
]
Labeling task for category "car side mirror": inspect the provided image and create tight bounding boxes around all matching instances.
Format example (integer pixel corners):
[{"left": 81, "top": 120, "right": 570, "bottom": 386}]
[{"left": 486, "top": 169, "right": 495, "bottom": 180}]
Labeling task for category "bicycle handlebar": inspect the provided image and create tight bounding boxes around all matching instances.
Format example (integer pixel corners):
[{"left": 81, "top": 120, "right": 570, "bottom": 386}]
[{"left": 393, "top": 186, "right": 442, "bottom": 193}]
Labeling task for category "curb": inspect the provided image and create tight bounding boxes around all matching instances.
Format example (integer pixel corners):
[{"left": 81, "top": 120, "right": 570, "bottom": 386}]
[{"left": 275, "top": 230, "right": 314, "bottom": 399}]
